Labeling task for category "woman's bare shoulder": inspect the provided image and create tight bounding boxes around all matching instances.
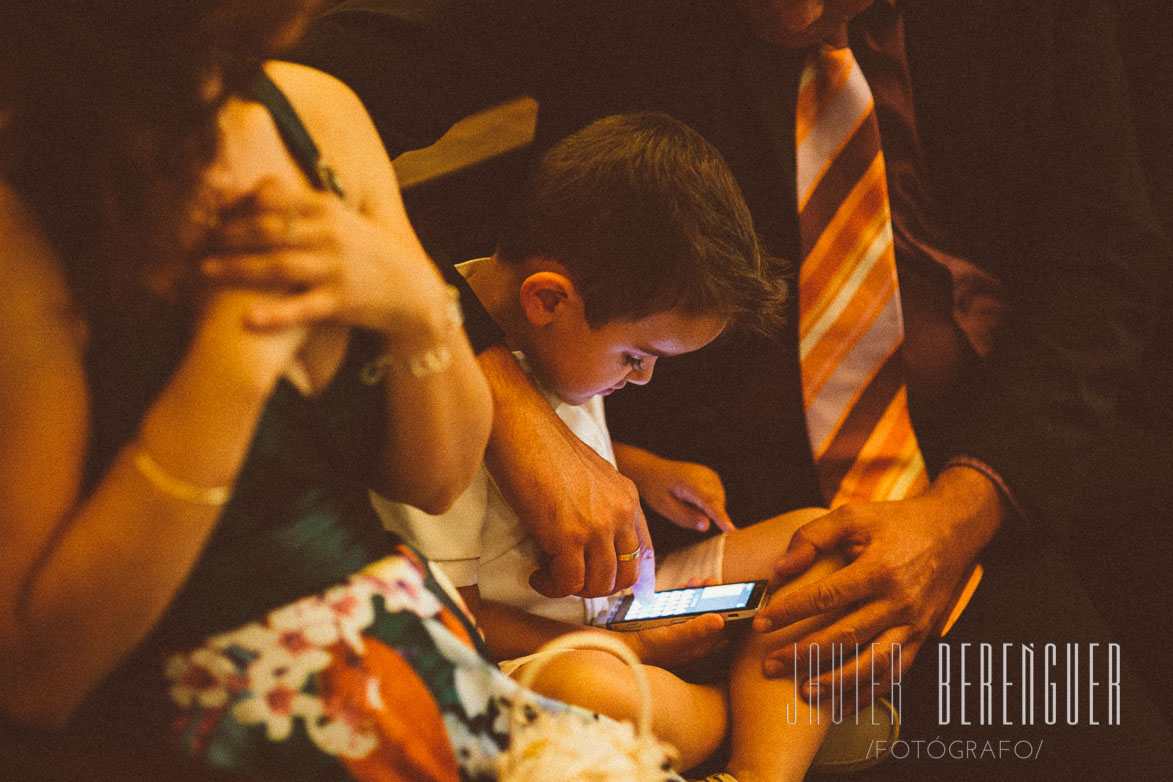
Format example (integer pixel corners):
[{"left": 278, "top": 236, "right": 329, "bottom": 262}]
[
  {"left": 260, "top": 60, "right": 395, "bottom": 211},
  {"left": 263, "top": 60, "right": 370, "bottom": 135}
]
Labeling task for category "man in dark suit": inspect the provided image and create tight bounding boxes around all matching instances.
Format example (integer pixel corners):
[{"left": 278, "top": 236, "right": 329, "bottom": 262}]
[{"left": 293, "top": 1, "right": 1172, "bottom": 777}]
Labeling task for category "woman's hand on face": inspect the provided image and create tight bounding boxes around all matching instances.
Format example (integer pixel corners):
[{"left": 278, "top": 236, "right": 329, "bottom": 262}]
[{"left": 200, "top": 177, "right": 450, "bottom": 342}]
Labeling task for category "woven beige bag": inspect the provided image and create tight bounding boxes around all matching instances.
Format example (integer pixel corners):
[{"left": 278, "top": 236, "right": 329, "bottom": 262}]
[{"left": 498, "top": 630, "right": 685, "bottom": 782}]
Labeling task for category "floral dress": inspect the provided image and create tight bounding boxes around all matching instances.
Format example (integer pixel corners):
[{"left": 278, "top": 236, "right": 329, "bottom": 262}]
[{"left": 162, "top": 546, "right": 547, "bottom": 782}]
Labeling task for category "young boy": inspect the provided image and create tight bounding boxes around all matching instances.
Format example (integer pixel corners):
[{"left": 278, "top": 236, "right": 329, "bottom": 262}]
[{"left": 377, "top": 112, "right": 859, "bottom": 781}]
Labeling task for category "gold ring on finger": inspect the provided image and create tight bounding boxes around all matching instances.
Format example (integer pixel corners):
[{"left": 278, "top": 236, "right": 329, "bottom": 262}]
[{"left": 616, "top": 546, "right": 642, "bottom": 562}]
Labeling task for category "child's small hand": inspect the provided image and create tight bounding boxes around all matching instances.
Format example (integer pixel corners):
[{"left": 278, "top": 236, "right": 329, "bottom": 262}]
[
  {"left": 625, "top": 613, "right": 726, "bottom": 669},
  {"left": 615, "top": 445, "right": 736, "bottom": 533}
]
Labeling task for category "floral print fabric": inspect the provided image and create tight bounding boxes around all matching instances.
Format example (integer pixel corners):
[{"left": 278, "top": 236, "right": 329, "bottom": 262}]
[{"left": 162, "top": 547, "right": 558, "bottom": 782}]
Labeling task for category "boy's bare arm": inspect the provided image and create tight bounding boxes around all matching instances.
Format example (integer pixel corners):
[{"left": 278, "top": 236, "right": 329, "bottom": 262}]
[
  {"left": 474, "top": 595, "right": 602, "bottom": 662},
  {"left": 612, "top": 443, "right": 735, "bottom": 534},
  {"left": 460, "top": 585, "right": 726, "bottom": 669}
]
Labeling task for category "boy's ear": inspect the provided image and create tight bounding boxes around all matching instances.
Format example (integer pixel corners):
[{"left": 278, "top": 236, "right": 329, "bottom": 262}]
[{"left": 518, "top": 271, "right": 577, "bottom": 326}]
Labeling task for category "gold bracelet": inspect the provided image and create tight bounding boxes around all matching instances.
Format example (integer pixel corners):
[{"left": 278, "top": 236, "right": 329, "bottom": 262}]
[
  {"left": 132, "top": 447, "right": 232, "bottom": 506},
  {"left": 359, "top": 285, "right": 464, "bottom": 385}
]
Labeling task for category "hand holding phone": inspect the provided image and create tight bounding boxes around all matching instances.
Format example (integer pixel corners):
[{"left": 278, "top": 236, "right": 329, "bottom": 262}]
[
  {"left": 623, "top": 611, "right": 727, "bottom": 670},
  {"left": 594, "top": 580, "right": 769, "bottom": 632}
]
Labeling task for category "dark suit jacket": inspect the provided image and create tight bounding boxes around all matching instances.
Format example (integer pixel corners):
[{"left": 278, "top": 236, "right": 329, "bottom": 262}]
[{"left": 293, "top": 0, "right": 1169, "bottom": 545}]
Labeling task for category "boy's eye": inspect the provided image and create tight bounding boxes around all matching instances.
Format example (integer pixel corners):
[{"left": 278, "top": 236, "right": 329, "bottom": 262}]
[{"left": 624, "top": 353, "right": 645, "bottom": 372}]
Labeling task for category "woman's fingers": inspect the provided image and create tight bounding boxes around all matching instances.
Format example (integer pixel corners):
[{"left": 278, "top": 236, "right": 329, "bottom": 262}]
[
  {"left": 202, "top": 176, "right": 336, "bottom": 257},
  {"left": 210, "top": 212, "right": 320, "bottom": 252},
  {"left": 203, "top": 250, "right": 334, "bottom": 287},
  {"left": 243, "top": 287, "right": 338, "bottom": 329}
]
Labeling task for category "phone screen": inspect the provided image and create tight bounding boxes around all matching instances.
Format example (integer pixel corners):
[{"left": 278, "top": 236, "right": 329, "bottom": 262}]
[{"left": 622, "top": 581, "right": 760, "bottom": 621}]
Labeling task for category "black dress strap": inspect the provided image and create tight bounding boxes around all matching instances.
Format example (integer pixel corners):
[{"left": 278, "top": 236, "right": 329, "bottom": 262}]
[{"left": 250, "top": 70, "right": 347, "bottom": 199}]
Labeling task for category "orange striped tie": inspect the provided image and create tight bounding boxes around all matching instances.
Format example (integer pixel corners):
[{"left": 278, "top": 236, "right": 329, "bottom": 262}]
[{"left": 796, "top": 41, "right": 979, "bottom": 635}]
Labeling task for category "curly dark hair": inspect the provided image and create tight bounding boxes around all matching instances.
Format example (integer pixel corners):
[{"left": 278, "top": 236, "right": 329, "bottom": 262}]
[{"left": 0, "top": 0, "right": 319, "bottom": 317}]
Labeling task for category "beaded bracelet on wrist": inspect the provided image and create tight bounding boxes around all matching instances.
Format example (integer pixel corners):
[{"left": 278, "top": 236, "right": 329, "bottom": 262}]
[{"left": 359, "top": 285, "right": 464, "bottom": 385}]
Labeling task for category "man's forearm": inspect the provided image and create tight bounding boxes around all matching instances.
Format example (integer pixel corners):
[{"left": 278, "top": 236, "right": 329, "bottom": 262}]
[{"left": 477, "top": 344, "right": 646, "bottom": 597}]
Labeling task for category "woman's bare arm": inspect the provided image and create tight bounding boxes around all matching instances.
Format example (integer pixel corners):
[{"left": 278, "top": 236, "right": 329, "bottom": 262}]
[
  {"left": 211, "top": 62, "right": 493, "bottom": 514},
  {"left": 0, "top": 185, "right": 306, "bottom": 725}
]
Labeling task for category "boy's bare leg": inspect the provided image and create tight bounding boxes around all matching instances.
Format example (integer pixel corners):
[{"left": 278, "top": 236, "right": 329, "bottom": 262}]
[
  {"left": 720, "top": 507, "right": 829, "bottom": 585},
  {"left": 516, "top": 651, "right": 728, "bottom": 770},
  {"left": 726, "top": 553, "right": 844, "bottom": 782},
  {"left": 720, "top": 509, "right": 847, "bottom": 782},
  {"left": 517, "top": 509, "right": 847, "bottom": 779}
]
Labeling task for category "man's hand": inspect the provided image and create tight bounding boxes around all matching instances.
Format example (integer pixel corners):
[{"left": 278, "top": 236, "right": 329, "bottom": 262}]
[
  {"left": 624, "top": 613, "right": 727, "bottom": 670},
  {"left": 480, "top": 346, "right": 652, "bottom": 598},
  {"left": 752, "top": 467, "right": 1006, "bottom": 707},
  {"left": 613, "top": 444, "right": 736, "bottom": 534}
]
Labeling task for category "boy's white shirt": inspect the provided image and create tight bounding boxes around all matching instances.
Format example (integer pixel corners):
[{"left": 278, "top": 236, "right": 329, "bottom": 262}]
[{"left": 372, "top": 258, "right": 615, "bottom": 624}]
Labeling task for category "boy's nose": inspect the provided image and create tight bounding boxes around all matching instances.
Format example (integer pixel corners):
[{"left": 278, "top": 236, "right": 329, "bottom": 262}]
[{"left": 627, "top": 360, "right": 655, "bottom": 385}]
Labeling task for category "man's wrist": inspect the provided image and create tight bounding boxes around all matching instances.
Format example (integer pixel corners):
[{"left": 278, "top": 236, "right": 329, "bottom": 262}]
[
  {"left": 931, "top": 464, "right": 1010, "bottom": 555},
  {"left": 942, "top": 455, "right": 1028, "bottom": 525}
]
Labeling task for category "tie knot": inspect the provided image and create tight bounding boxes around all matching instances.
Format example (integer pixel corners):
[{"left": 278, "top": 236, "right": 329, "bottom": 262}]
[
  {"left": 804, "top": 23, "right": 855, "bottom": 88},
  {"left": 823, "top": 23, "right": 850, "bottom": 50},
  {"left": 811, "top": 44, "right": 855, "bottom": 77},
  {"left": 800, "top": 41, "right": 860, "bottom": 111}
]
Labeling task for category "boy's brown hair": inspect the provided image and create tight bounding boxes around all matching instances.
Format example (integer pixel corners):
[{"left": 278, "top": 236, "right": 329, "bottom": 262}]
[{"left": 497, "top": 112, "right": 787, "bottom": 333}]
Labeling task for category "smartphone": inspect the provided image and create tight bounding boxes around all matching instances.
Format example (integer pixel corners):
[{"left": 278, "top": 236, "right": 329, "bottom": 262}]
[{"left": 594, "top": 580, "right": 769, "bottom": 632}]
